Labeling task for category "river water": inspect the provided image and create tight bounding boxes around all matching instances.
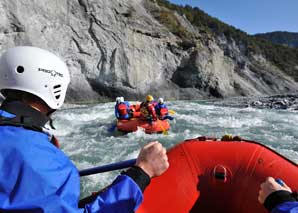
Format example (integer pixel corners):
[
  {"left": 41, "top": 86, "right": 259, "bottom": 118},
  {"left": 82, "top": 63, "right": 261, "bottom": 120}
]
[{"left": 51, "top": 100, "right": 298, "bottom": 197}]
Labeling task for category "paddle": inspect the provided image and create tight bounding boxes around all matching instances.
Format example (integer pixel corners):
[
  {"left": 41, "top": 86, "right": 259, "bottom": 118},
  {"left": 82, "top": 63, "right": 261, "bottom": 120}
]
[
  {"left": 160, "top": 124, "right": 168, "bottom": 135},
  {"left": 169, "top": 109, "right": 176, "bottom": 115},
  {"left": 157, "top": 109, "right": 175, "bottom": 134},
  {"left": 79, "top": 158, "right": 137, "bottom": 177},
  {"left": 156, "top": 119, "right": 168, "bottom": 135},
  {"left": 108, "top": 124, "right": 117, "bottom": 132},
  {"left": 107, "top": 120, "right": 118, "bottom": 132},
  {"left": 162, "top": 130, "right": 168, "bottom": 135},
  {"left": 162, "top": 110, "right": 175, "bottom": 121}
]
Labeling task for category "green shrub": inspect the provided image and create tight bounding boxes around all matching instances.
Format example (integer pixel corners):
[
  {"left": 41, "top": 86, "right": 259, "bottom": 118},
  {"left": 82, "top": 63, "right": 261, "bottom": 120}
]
[{"left": 157, "top": 11, "right": 192, "bottom": 39}]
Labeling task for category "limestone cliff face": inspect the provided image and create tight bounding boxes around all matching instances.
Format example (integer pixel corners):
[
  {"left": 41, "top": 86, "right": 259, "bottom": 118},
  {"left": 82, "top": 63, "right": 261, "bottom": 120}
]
[{"left": 0, "top": 0, "right": 297, "bottom": 102}]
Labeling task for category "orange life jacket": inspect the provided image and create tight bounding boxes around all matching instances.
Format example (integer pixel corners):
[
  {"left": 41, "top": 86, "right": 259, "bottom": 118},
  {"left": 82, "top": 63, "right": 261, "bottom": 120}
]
[
  {"left": 160, "top": 108, "right": 168, "bottom": 117},
  {"left": 132, "top": 111, "right": 141, "bottom": 118},
  {"left": 148, "top": 104, "right": 157, "bottom": 120},
  {"left": 140, "top": 102, "right": 157, "bottom": 120},
  {"left": 118, "top": 103, "right": 128, "bottom": 116}
]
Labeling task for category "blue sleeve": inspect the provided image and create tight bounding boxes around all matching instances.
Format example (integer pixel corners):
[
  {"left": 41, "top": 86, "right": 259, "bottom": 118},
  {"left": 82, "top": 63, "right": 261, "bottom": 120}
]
[
  {"left": 0, "top": 110, "right": 16, "bottom": 118},
  {"left": 0, "top": 126, "right": 83, "bottom": 212},
  {"left": 125, "top": 101, "right": 130, "bottom": 108},
  {"left": 115, "top": 105, "right": 119, "bottom": 118},
  {"left": 84, "top": 175, "right": 143, "bottom": 213},
  {"left": 272, "top": 202, "right": 298, "bottom": 213}
]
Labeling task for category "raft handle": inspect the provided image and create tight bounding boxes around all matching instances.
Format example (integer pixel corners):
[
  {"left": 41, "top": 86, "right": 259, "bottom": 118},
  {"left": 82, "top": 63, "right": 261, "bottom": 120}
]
[{"left": 213, "top": 165, "right": 227, "bottom": 183}]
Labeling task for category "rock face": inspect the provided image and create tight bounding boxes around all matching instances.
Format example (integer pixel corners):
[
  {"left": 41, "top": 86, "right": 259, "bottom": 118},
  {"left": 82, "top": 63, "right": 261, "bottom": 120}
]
[{"left": 0, "top": 0, "right": 297, "bottom": 103}]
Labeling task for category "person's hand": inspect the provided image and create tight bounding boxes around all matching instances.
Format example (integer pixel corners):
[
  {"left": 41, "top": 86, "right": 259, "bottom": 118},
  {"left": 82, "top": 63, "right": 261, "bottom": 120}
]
[
  {"left": 136, "top": 141, "right": 169, "bottom": 178},
  {"left": 258, "top": 177, "right": 292, "bottom": 204}
]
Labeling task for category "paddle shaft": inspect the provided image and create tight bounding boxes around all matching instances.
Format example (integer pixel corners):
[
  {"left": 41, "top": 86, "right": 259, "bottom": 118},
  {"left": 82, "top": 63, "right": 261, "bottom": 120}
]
[{"left": 79, "top": 159, "right": 137, "bottom": 177}]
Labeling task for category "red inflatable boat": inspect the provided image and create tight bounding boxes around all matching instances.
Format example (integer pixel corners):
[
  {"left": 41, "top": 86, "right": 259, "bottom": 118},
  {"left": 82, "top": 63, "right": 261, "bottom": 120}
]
[
  {"left": 116, "top": 119, "right": 170, "bottom": 134},
  {"left": 137, "top": 137, "right": 298, "bottom": 213}
]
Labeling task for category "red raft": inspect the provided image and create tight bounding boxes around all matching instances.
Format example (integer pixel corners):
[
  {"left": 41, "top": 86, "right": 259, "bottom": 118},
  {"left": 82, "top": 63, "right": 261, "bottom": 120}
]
[
  {"left": 137, "top": 137, "right": 298, "bottom": 213},
  {"left": 116, "top": 119, "right": 170, "bottom": 134}
]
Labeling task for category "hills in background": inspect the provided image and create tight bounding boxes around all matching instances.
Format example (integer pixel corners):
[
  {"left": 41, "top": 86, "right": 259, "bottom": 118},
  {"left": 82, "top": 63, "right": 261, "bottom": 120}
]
[{"left": 255, "top": 31, "right": 298, "bottom": 48}]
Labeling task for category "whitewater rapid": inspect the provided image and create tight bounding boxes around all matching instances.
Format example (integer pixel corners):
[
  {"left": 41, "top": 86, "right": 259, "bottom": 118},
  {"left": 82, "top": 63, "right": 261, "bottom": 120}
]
[{"left": 51, "top": 100, "right": 298, "bottom": 197}]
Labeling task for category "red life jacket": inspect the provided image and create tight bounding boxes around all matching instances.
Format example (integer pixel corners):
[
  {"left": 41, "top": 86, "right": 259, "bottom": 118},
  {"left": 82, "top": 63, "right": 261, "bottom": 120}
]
[
  {"left": 160, "top": 108, "right": 168, "bottom": 117},
  {"left": 140, "top": 102, "right": 157, "bottom": 120},
  {"left": 130, "top": 104, "right": 141, "bottom": 118},
  {"left": 148, "top": 104, "right": 157, "bottom": 120},
  {"left": 117, "top": 103, "right": 128, "bottom": 116},
  {"left": 130, "top": 105, "right": 136, "bottom": 112}
]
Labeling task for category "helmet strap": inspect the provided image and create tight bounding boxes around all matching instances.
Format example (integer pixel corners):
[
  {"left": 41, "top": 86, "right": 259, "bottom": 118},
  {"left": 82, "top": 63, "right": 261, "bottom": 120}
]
[{"left": 0, "top": 100, "right": 50, "bottom": 131}]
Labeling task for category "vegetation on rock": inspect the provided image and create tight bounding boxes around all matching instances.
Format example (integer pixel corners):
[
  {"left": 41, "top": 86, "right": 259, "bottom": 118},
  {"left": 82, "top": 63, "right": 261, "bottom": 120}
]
[{"left": 153, "top": 0, "right": 298, "bottom": 80}]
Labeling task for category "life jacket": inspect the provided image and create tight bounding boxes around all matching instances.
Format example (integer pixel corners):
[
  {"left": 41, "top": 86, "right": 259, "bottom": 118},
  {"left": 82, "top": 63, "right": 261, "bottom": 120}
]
[
  {"left": 140, "top": 109, "right": 148, "bottom": 119},
  {"left": 131, "top": 111, "right": 141, "bottom": 118},
  {"left": 118, "top": 103, "right": 129, "bottom": 116},
  {"left": 140, "top": 102, "right": 149, "bottom": 118},
  {"left": 134, "top": 104, "right": 141, "bottom": 112},
  {"left": 129, "top": 104, "right": 140, "bottom": 118},
  {"left": 130, "top": 105, "right": 135, "bottom": 112},
  {"left": 130, "top": 104, "right": 141, "bottom": 112},
  {"left": 160, "top": 107, "right": 168, "bottom": 117},
  {"left": 148, "top": 104, "right": 157, "bottom": 120},
  {"left": 140, "top": 102, "right": 156, "bottom": 120},
  {"left": 0, "top": 100, "right": 60, "bottom": 148},
  {"left": 156, "top": 103, "right": 168, "bottom": 116}
]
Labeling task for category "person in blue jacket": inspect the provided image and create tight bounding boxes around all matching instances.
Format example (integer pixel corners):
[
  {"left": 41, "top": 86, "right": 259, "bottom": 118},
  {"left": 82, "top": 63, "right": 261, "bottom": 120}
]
[
  {"left": 258, "top": 177, "right": 298, "bottom": 212},
  {"left": 114, "top": 97, "right": 130, "bottom": 120},
  {"left": 155, "top": 98, "right": 174, "bottom": 120},
  {"left": 0, "top": 46, "right": 169, "bottom": 213}
]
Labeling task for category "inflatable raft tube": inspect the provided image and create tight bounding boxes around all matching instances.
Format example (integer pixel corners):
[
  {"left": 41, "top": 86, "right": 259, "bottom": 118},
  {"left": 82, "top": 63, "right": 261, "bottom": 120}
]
[
  {"left": 117, "top": 119, "right": 170, "bottom": 134},
  {"left": 137, "top": 137, "right": 298, "bottom": 213}
]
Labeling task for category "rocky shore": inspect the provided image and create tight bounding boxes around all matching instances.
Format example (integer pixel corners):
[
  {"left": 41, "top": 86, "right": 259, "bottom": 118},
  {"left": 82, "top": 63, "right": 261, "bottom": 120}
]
[{"left": 212, "top": 94, "right": 298, "bottom": 110}]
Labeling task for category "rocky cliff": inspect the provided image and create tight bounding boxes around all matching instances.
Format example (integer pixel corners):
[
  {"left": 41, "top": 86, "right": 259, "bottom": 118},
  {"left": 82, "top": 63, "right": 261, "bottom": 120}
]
[{"left": 0, "top": 0, "right": 298, "bottom": 103}]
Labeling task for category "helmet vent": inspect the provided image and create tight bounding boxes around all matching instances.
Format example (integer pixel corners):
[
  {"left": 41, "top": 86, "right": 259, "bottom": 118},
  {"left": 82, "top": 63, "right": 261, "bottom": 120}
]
[{"left": 53, "top": 84, "right": 62, "bottom": 100}]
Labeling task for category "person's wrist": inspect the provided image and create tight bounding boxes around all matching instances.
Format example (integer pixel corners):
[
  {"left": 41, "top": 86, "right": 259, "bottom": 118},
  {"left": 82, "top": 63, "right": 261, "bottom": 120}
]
[
  {"left": 121, "top": 166, "right": 151, "bottom": 192},
  {"left": 135, "top": 162, "right": 153, "bottom": 178},
  {"left": 264, "top": 190, "right": 296, "bottom": 211}
]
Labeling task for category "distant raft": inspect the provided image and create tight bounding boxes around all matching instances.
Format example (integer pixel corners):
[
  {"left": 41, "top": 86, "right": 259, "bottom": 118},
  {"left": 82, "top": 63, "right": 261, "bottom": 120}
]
[
  {"left": 137, "top": 137, "right": 298, "bottom": 213},
  {"left": 116, "top": 119, "right": 170, "bottom": 134}
]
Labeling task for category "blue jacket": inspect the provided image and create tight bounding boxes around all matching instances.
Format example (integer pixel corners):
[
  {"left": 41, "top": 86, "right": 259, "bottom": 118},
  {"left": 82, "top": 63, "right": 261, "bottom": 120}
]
[
  {"left": 155, "top": 103, "right": 174, "bottom": 121},
  {"left": 115, "top": 101, "right": 130, "bottom": 120},
  {"left": 272, "top": 202, "right": 298, "bottom": 213},
  {"left": 0, "top": 110, "right": 143, "bottom": 212},
  {"left": 155, "top": 103, "right": 167, "bottom": 113}
]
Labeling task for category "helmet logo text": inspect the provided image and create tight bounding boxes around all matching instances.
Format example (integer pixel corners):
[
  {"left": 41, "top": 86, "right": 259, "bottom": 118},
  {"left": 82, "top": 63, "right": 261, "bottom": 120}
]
[{"left": 38, "top": 68, "right": 64, "bottom": 77}]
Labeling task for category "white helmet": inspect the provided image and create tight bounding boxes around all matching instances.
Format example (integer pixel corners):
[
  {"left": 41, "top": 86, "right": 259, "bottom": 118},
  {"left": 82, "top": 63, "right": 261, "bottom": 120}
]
[
  {"left": 0, "top": 46, "right": 70, "bottom": 109},
  {"left": 120, "top": 97, "right": 124, "bottom": 103},
  {"left": 116, "top": 97, "right": 121, "bottom": 104},
  {"left": 158, "top": 98, "right": 164, "bottom": 104}
]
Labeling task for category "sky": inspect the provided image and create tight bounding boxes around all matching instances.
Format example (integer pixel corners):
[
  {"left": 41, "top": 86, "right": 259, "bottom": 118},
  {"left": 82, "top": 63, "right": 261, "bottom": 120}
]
[{"left": 168, "top": 0, "right": 298, "bottom": 35}]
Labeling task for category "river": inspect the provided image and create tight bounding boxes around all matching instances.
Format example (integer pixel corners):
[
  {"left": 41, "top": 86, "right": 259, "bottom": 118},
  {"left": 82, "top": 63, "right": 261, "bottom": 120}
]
[{"left": 51, "top": 100, "right": 298, "bottom": 197}]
